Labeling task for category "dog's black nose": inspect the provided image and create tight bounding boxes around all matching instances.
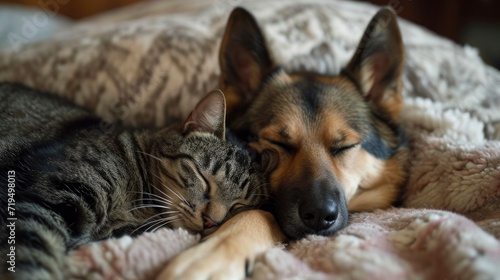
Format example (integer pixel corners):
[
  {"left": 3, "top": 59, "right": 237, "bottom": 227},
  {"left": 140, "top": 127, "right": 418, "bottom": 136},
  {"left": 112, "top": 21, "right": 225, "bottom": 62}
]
[{"left": 299, "top": 199, "right": 338, "bottom": 231}]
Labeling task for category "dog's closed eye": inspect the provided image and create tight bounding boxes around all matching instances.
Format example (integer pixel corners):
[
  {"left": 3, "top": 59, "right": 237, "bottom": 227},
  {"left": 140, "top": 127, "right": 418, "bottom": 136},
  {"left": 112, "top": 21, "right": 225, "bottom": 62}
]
[
  {"left": 330, "top": 144, "right": 358, "bottom": 157},
  {"left": 263, "top": 138, "right": 295, "bottom": 153}
]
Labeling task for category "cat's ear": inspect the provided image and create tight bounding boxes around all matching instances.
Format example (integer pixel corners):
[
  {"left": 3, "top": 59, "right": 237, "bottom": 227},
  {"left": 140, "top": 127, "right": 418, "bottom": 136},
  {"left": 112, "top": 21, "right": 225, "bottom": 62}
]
[
  {"left": 343, "top": 7, "right": 404, "bottom": 119},
  {"left": 183, "top": 90, "right": 226, "bottom": 140},
  {"left": 219, "top": 7, "right": 275, "bottom": 108}
]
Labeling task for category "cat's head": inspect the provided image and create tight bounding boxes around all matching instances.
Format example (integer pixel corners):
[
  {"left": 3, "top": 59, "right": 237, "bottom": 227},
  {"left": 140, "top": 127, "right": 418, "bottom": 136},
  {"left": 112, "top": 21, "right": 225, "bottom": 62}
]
[{"left": 151, "top": 90, "right": 267, "bottom": 236}]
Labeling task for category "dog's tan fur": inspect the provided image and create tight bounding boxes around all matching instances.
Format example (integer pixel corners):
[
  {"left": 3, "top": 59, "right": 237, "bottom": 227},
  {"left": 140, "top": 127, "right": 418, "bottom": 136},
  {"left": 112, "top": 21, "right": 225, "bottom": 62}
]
[
  {"left": 241, "top": 72, "right": 408, "bottom": 214},
  {"left": 157, "top": 210, "right": 285, "bottom": 280},
  {"left": 159, "top": 7, "right": 408, "bottom": 280}
]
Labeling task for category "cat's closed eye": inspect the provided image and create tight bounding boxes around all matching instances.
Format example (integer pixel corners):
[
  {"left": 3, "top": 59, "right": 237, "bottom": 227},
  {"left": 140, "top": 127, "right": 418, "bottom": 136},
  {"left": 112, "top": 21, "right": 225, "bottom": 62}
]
[{"left": 231, "top": 203, "right": 246, "bottom": 211}]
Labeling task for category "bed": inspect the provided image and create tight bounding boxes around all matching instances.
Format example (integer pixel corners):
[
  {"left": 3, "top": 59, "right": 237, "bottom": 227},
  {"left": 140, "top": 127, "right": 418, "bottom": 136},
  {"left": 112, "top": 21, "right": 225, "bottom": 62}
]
[{"left": 1, "top": 0, "right": 499, "bottom": 278}]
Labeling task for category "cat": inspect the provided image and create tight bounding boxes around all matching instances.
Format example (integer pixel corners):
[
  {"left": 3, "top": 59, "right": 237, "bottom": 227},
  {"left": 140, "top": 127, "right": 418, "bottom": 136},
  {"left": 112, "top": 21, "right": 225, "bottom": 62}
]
[{"left": 0, "top": 83, "right": 267, "bottom": 280}]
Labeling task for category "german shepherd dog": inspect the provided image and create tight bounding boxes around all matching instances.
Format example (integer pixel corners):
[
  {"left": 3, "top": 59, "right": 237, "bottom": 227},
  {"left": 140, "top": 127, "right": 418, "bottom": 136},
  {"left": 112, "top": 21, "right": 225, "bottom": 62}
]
[{"left": 159, "top": 6, "right": 408, "bottom": 279}]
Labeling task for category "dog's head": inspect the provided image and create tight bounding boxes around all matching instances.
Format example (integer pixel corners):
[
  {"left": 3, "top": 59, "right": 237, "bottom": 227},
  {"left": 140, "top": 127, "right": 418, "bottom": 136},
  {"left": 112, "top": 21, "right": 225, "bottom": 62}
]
[{"left": 219, "top": 7, "right": 407, "bottom": 239}]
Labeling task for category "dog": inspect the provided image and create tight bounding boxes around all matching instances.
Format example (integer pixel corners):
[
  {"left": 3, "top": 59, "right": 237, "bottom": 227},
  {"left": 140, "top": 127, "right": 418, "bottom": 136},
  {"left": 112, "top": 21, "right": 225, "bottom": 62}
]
[{"left": 158, "top": 6, "right": 408, "bottom": 279}]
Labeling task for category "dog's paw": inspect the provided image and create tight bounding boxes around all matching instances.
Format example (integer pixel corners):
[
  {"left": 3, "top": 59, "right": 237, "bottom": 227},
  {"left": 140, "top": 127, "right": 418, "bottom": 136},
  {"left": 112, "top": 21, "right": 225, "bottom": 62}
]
[
  {"left": 156, "top": 234, "right": 248, "bottom": 280},
  {"left": 156, "top": 210, "right": 284, "bottom": 280}
]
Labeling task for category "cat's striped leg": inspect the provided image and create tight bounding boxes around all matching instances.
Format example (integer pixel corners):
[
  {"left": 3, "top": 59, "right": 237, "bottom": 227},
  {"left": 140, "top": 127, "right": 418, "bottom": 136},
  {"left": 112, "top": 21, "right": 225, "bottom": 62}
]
[{"left": 2, "top": 202, "right": 70, "bottom": 280}]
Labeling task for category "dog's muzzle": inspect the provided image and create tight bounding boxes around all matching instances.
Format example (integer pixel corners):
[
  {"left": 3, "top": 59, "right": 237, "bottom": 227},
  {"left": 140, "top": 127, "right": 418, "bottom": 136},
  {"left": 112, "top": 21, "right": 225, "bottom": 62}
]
[{"left": 275, "top": 178, "right": 348, "bottom": 240}]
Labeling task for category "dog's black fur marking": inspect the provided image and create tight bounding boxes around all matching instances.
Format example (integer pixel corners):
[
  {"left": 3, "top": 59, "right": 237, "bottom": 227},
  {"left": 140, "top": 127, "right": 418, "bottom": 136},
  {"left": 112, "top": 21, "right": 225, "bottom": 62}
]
[
  {"left": 361, "top": 127, "right": 394, "bottom": 159},
  {"left": 296, "top": 81, "right": 324, "bottom": 121}
]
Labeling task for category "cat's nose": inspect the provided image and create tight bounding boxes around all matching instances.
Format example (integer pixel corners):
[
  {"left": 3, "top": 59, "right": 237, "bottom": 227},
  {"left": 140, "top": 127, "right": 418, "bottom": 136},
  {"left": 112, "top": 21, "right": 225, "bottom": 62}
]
[{"left": 202, "top": 214, "right": 219, "bottom": 228}]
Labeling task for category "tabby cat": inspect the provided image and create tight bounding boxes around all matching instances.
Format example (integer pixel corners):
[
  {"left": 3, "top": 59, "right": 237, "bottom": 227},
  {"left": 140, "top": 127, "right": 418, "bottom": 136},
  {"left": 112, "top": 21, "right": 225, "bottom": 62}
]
[{"left": 0, "top": 83, "right": 266, "bottom": 280}]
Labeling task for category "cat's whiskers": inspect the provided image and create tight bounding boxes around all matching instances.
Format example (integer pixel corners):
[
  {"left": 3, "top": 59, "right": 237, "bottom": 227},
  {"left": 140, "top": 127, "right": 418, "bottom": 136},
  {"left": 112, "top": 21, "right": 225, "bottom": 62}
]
[
  {"left": 131, "top": 197, "right": 174, "bottom": 207},
  {"left": 151, "top": 218, "right": 180, "bottom": 232},
  {"left": 140, "top": 153, "right": 189, "bottom": 206},
  {"left": 255, "top": 182, "right": 271, "bottom": 189},
  {"left": 137, "top": 150, "right": 163, "bottom": 164},
  {"left": 144, "top": 216, "right": 180, "bottom": 233},
  {"left": 128, "top": 204, "right": 172, "bottom": 212},
  {"left": 141, "top": 210, "right": 178, "bottom": 224},
  {"left": 166, "top": 186, "right": 189, "bottom": 206},
  {"left": 138, "top": 152, "right": 189, "bottom": 206},
  {"left": 151, "top": 218, "right": 182, "bottom": 233},
  {"left": 178, "top": 204, "right": 198, "bottom": 221},
  {"left": 149, "top": 178, "right": 195, "bottom": 215},
  {"left": 131, "top": 213, "right": 180, "bottom": 235},
  {"left": 149, "top": 173, "right": 189, "bottom": 205},
  {"left": 252, "top": 193, "right": 274, "bottom": 200},
  {"left": 253, "top": 183, "right": 273, "bottom": 199},
  {"left": 137, "top": 191, "right": 175, "bottom": 205},
  {"left": 147, "top": 181, "right": 178, "bottom": 203}
]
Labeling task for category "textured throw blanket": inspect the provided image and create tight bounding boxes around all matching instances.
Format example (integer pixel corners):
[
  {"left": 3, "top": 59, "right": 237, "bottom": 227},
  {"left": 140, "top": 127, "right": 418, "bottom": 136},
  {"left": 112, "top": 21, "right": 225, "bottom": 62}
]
[
  {"left": 1, "top": 0, "right": 499, "bottom": 279},
  {"left": 64, "top": 208, "right": 500, "bottom": 279}
]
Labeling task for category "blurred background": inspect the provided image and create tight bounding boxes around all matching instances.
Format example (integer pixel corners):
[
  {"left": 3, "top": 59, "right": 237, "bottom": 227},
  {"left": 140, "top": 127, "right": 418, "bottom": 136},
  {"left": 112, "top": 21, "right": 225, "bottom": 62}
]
[{"left": 0, "top": 0, "right": 499, "bottom": 69}]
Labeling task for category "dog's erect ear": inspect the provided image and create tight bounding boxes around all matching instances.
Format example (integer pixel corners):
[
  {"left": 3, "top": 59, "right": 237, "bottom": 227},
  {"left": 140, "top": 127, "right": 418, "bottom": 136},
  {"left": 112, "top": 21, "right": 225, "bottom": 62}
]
[
  {"left": 183, "top": 90, "right": 226, "bottom": 140},
  {"left": 219, "top": 7, "right": 275, "bottom": 105},
  {"left": 344, "top": 7, "right": 404, "bottom": 117}
]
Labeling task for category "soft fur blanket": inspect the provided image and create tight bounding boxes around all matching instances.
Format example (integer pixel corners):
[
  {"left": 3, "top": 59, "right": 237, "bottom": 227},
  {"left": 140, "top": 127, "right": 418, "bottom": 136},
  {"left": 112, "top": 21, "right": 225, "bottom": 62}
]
[
  {"left": 1, "top": 0, "right": 499, "bottom": 279},
  {"left": 65, "top": 209, "right": 500, "bottom": 279}
]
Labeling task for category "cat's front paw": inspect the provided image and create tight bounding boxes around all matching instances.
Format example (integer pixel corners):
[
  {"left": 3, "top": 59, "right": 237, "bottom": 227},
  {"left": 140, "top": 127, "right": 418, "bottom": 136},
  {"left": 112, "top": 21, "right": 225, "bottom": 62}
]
[{"left": 157, "top": 234, "right": 248, "bottom": 280}]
